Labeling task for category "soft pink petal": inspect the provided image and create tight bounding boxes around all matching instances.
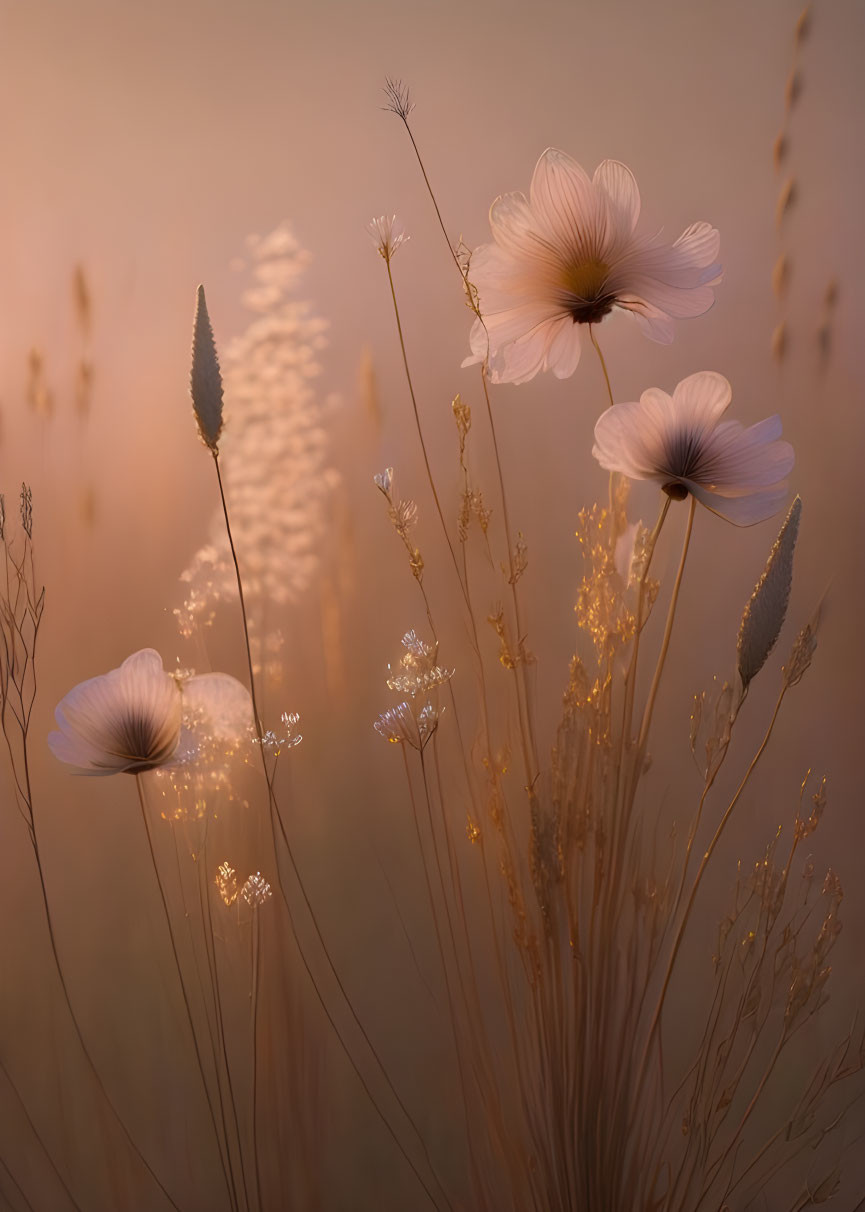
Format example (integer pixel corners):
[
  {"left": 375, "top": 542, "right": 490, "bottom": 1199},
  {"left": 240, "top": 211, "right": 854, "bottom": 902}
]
[
  {"left": 592, "top": 160, "right": 641, "bottom": 233},
  {"left": 619, "top": 299, "right": 676, "bottom": 344},
  {"left": 50, "top": 648, "right": 182, "bottom": 775},
  {"left": 697, "top": 418, "right": 794, "bottom": 490},
  {"left": 688, "top": 482, "right": 791, "bottom": 526},
  {"left": 488, "top": 319, "right": 558, "bottom": 384},
  {"left": 489, "top": 191, "right": 557, "bottom": 264},
  {"left": 593, "top": 395, "right": 672, "bottom": 480},
  {"left": 545, "top": 318, "right": 583, "bottom": 379},
  {"left": 530, "top": 148, "right": 609, "bottom": 261},
  {"left": 48, "top": 723, "right": 124, "bottom": 773},
  {"left": 671, "top": 372, "right": 732, "bottom": 430},
  {"left": 673, "top": 221, "right": 722, "bottom": 272},
  {"left": 622, "top": 277, "right": 717, "bottom": 320}
]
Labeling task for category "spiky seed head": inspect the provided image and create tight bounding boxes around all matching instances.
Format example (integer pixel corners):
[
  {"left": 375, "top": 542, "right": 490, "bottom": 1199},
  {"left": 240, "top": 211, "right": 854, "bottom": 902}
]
[{"left": 190, "top": 285, "right": 224, "bottom": 453}]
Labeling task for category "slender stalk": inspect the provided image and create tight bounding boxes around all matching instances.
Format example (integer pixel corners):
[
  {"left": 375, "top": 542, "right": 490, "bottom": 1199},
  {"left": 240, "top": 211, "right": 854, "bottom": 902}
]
[
  {"left": 635, "top": 683, "right": 788, "bottom": 1104},
  {"left": 589, "top": 326, "right": 614, "bottom": 410},
  {"left": 210, "top": 453, "right": 452, "bottom": 1211},
  {"left": 250, "top": 908, "right": 263, "bottom": 1212},
  {"left": 8, "top": 735, "right": 183, "bottom": 1207},
  {"left": 636, "top": 495, "right": 697, "bottom": 756},
  {"left": 213, "top": 454, "right": 263, "bottom": 736},
  {"left": 0, "top": 1058, "right": 79, "bottom": 1211},
  {"left": 387, "top": 92, "right": 540, "bottom": 788},
  {"left": 135, "top": 775, "right": 238, "bottom": 1212},
  {"left": 384, "top": 259, "right": 465, "bottom": 599}
]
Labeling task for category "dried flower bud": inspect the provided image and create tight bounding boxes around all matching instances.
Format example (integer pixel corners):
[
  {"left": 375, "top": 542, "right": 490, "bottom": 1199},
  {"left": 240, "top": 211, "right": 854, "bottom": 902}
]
[
  {"left": 374, "top": 467, "right": 394, "bottom": 496},
  {"left": 771, "top": 321, "right": 787, "bottom": 363},
  {"left": 772, "top": 254, "right": 790, "bottom": 300},
  {"left": 775, "top": 178, "right": 797, "bottom": 228},
  {"left": 20, "top": 483, "right": 33, "bottom": 538}
]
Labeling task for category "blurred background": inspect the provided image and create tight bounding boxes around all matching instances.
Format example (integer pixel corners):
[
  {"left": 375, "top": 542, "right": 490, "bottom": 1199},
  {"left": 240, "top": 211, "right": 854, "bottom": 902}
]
[{"left": 0, "top": 0, "right": 863, "bottom": 1207}]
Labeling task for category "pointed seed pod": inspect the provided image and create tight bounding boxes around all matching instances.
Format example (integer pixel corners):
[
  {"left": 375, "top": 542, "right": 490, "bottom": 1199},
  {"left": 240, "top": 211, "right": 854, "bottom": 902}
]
[
  {"left": 773, "top": 131, "right": 788, "bottom": 172},
  {"left": 772, "top": 254, "right": 790, "bottom": 300},
  {"left": 190, "top": 285, "right": 224, "bottom": 452},
  {"left": 737, "top": 496, "right": 801, "bottom": 690},
  {"left": 771, "top": 321, "right": 787, "bottom": 363},
  {"left": 775, "top": 178, "right": 797, "bottom": 228}
]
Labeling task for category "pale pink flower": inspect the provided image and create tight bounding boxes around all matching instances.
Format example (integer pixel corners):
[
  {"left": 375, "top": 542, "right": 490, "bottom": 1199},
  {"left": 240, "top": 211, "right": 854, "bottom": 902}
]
[
  {"left": 464, "top": 149, "right": 721, "bottom": 384},
  {"left": 48, "top": 649, "right": 251, "bottom": 775},
  {"left": 592, "top": 372, "right": 794, "bottom": 526}
]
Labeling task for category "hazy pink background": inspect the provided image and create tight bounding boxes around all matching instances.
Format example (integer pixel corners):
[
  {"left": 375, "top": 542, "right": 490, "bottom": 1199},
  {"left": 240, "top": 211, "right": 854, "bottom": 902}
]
[{"left": 0, "top": 0, "right": 863, "bottom": 1207}]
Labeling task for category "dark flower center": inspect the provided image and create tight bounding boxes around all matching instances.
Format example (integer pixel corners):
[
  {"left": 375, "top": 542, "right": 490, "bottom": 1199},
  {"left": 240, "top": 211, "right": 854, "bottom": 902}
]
[
  {"left": 108, "top": 709, "right": 173, "bottom": 773},
  {"left": 561, "top": 258, "right": 615, "bottom": 324},
  {"left": 660, "top": 427, "right": 712, "bottom": 499}
]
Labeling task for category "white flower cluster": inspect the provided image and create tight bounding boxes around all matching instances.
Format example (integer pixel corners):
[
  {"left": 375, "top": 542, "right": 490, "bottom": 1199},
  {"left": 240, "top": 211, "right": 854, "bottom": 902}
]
[
  {"left": 177, "top": 222, "right": 340, "bottom": 639},
  {"left": 215, "top": 861, "right": 273, "bottom": 910},
  {"left": 375, "top": 631, "right": 451, "bottom": 752}
]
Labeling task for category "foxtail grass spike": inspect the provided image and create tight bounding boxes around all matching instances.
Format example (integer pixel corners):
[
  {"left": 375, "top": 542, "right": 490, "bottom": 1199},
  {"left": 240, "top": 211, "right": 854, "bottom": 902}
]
[
  {"left": 737, "top": 496, "right": 801, "bottom": 690},
  {"left": 190, "top": 285, "right": 224, "bottom": 453}
]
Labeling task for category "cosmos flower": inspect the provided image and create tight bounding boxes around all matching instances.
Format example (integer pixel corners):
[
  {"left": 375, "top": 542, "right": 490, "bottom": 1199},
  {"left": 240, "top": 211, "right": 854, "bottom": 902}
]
[
  {"left": 464, "top": 148, "right": 721, "bottom": 384},
  {"left": 592, "top": 372, "right": 794, "bottom": 525},
  {"left": 48, "top": 648, "right": 251, "bottom": 775}
]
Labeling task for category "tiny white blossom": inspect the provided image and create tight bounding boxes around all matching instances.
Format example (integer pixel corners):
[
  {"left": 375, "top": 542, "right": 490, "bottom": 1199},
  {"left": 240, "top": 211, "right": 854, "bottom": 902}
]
[{"left": 368, "top": 216, "right": 409, "bottom": 263}]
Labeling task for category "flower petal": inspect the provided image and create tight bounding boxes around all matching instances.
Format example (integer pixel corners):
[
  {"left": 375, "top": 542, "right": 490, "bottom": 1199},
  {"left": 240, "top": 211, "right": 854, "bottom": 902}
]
[
  {"left": 696, "top": 417, "right": 794, "bottom": 490},
  {"left": 671, "top": 372, "right": 732, "bottom": 430},
  {"left": 530, "top": 148, "right": 609, "bottom": 260},
  {"left": 593, "top": 160, "right": 641, "bottom": 233},
  {"left": 49, "top": 648, "right": 183, "bottom": 775},
  {"left": 593, "top": 395, "right": 672, "bottom": 481},
  {"left": 545, "top": 318, "right": 583, "bottom": 379},
  {"left": 688, "top": 482, "right": 791, "bottom": 526}
]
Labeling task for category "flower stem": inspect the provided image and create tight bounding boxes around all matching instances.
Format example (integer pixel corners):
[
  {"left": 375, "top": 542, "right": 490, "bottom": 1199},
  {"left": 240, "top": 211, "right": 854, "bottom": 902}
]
[
  {"left": 636, "top": 495, "right": 697, "bottom": 756},
  {"left": 589, "top": 325, "right": 614, "bottom": 409},
  {"left": 634, "top": 683, "right": 788, "bottom": 1106},
  {"left": 211, "top": 451, "right": 452, "bottom": 1211},
  {"left": 135, "top": 775, "right": 240, "bottom": 1211},
  {"left": 213, "top": 453, "right": 263, "bottom": 736}
]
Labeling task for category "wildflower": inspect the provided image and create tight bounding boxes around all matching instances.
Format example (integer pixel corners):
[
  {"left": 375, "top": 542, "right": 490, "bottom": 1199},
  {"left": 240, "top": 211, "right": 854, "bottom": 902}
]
[
  {"left": 240, "top": 872, "right": 273, "bottom": 907},
  {"left": 374, "top": 467, "right": 394, "bottom": 495},
  {"left": 368, "top": 215, "right": 409, "bottom": 263},
  {"left": 386, "top": 630, "right": 453, "bottom": 697},
  {"left": 464, "top": 149, "right": 721, "bottom": 384},
  {"left": 253, "top": 710, "right": 302, "bottom": 756},
  {"left": 48, "top": 649, "right": 251, "bottom": 775},
  {"left": 374, "top": 701, "right": 439, "bottom": 750},
  {"left": 592, "top": 372, "right": 794, "bottom": 525},
  {"left": 216, "top": 861, "right": 239, "bottom": 906}
]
